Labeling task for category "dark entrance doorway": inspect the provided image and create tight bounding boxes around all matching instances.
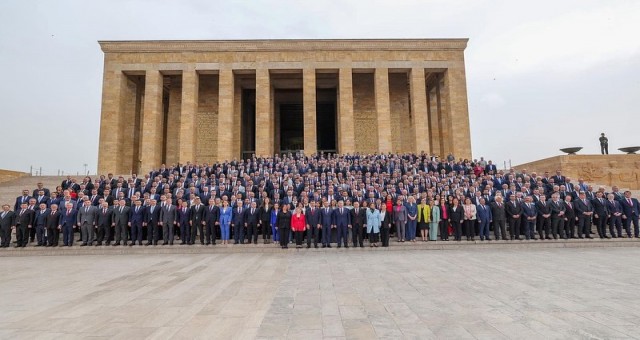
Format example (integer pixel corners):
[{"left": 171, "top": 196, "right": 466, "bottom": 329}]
[
  {"left": 279, "top": 103, "right": 303, "bottom": 152},
  {"left": 316, "top": 88, "right": 337, "bottom": 153},
  {"left": 240, "top": 89, "right": 256, "bottom": 159}
]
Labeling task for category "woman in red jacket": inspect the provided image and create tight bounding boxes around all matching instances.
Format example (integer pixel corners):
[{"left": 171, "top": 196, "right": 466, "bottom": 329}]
[{"left": 291, "top": 204, "right": 306, "bottom": 249}]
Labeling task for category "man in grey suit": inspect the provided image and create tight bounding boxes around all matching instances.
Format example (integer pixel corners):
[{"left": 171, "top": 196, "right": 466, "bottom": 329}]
[
  {"left": 111, "top": 199, "right": 130, "bottom": 246},
  {"left": 159, "top": 201, "right": 177, "bottom": 245},
  {"left": 76, "top": 199, "right": 98, "bottom": 246}
]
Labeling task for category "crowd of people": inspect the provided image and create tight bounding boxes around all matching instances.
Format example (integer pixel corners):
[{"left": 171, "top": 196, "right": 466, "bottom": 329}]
[{"left": 1, "top": 152, "right": 639, "bottom": 250}]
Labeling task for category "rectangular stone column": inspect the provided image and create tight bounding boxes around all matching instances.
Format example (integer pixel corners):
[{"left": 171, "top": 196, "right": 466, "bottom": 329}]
[
  {"left": 97, "top": 69, "right": 125, "bottom": 174},
  {"left": 303, "top": 68, "right": 317, "bottom": 155},
  {"left": 375, "top": 68, "right": 392, "bottom": 154},
  {"left": 217, "top": 68, "right": 235, "bottom": 162},
  {"left": 410, "top": 67, "right": 430, "bottom": 154},
  {"left": 443, "top": 66, "right": 472, "bottom": 160},
  {"left": 338, "top": 68, "right": 355, "bottom": 154},
  {"left": 179, "top": 69, "right": 198, "bottom": 163},
  {"left": 140, "top": 70, "right": 164, "bottom": 171},
  {"left": 255, "top": 68, "right": 274, "bottom": 157},
  {"left": 427, "top": 84, "right": 441, "bottom": 156}
]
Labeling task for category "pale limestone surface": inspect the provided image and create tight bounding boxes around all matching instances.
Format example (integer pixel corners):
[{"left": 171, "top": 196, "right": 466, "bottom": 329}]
[{"left": 1, "top": 248, "right": 640, "bottom": 339}]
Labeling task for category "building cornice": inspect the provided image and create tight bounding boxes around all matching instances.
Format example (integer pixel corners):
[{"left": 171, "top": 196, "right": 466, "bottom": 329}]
[{"left": 98, "top": 39, "right": 468, "bottom": 53}]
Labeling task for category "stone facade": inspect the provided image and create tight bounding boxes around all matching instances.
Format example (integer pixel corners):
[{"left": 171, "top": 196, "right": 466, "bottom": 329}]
[
  {"left": 97, "top": 39, "right": 472, "bottom": 174},
  {"left": 516, "top": 154, "right": 640, "bottom": 190}
]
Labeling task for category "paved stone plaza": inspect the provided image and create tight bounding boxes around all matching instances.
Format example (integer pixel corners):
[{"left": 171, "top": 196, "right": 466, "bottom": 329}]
[{"left": 1, "top": 248, "right": 640, "bottom": 339}]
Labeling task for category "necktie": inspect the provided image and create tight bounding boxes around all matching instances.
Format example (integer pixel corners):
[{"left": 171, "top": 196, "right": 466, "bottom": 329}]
[
  {"left": 1, "top": 212, "right": 5, "bottom": 219},
  {"left": 103, "top": 209, "right": 106, "bottom": 214},
  {"left": 583, "top": 199, "right": 587, "bottom": 205},
  {"left": 136, "top": 207, "right": 139, "bottom": 213},
  {"left": 66, "top": 210, "right": 70, "bottom": 216},
  {"left": 85, "top": 207, "right": 88, "bottom": 213},
  {"left": 120, "top": 207, "right": 123, "bottom": 213},
  {"left": 628, "top": 199, "right": 632, "bottom": 206},
  {"left": 251, "top": 208, "right": 254, "bottom": 215}
]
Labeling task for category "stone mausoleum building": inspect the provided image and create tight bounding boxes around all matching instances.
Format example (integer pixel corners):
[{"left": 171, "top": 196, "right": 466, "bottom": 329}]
[{"left": 97, "top": 39, "right": 472, "bottom": 174}]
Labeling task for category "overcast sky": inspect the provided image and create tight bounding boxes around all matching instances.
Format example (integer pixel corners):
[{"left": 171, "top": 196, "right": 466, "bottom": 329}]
[{"left": 1, "top": 0, "right": 638, "bottom": 175}]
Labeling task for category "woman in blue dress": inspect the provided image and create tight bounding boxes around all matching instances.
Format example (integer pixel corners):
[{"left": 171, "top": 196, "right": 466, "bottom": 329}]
[{"left": 270, "top": 202, "right": 280, "bottom": 245}]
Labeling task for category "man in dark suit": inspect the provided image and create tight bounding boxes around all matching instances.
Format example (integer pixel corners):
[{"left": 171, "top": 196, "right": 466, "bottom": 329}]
[
  {"left": 177, "top": 201, "right": 191, "bottom": 245},
  {"left": 476, "top": 198, "right": 492, "bottom": 241},
  {"left": 231, "top": 199, "right": 245, "bottom": 244},
  {"left": 535, "top": 195, "right": 551, "bottom": 240},
  {"left": 592, "top": 192, "right": 609, "bottom": 238},
  {"left": 320, "top": 201, "right": 334, "bottom": 248},
  {"left": 606, "top": 193, "right": 624, "bottom": 238},
  {"left": 491, "top": 196, "right": 507, "bottom": 241},
  {"left": 189, "top": 198, "right": 205, "bottom": 245},
  {"left": 621, "top": 191, "right": 640, "bottom": 238},
  {"left": 111, "top": 199, "right": 130, "bottom": 246},
  {"left": 33, "top": 203, "right": 50, "bottom": 246},
  {"left": 243, "top": 201, "right": 260, "bottom": 245},
  {"left": 202, "top": 199, "right": 219, "bottom": 245},
  {"left": 0, "top": 205, "right": 16, "bottom": 248},
  {"left": 60, "top": 202, "right": 77, "bottom": 246},
  {"left": 522, "top": 196, "right": 537, "bottom": 240},
  {"left": 42, "top": 203, "right": 60, "bottom": 247},
  {"left": 14, "top": 189, "right": 31, "bottom": 212},
  {"left": 95, "top": 202, "right": 112, "bottom": 246},
  {"left": 305, "top": 200, "right": 321, "bottom": 248},
  {"left": 350, "top": 201, "right": 366, "bottom": 247},
  {"left": 549, "top": 193, "right": 566, "bottom": 239},
  {"left": 128, "top": 200, "right": 145, "bottom": 246},
  {"left": 505, "top": 195, "right": 522, "bottom": 240},
  {"left": 77, "top": 200, "right": 98, "bottom": 246},
  {"left": 14, "top": 202, "right": 34, "bottom": 247},
  {"left": 574, "top": 192, "right": 594, "bottom": 238},
  {"left": 332, "top": 200, "right": 351, "bottom": 248},
  {"left": 564, "top": 196, "right": 577, "bottom": 238},
  {"left": 159, "top": 201, "right": 177, "bottom": 245},
  {"left": 144, "top": 200, "right": 161, "bottom": 246}
]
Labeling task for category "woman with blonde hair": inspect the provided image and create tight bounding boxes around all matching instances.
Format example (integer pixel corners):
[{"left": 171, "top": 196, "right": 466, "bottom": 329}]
[{"left": 417, "top": 198, "right": 431, "bottom": 242}]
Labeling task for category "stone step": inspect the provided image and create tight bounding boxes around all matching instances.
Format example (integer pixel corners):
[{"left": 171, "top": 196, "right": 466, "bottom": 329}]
[{"left": 1, "top": 238, "right": 638, "bottom": 257}]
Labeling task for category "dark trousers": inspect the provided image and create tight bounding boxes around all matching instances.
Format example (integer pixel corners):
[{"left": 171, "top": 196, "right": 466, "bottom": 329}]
[
  {"left": 146, "top": 222, "right": 159, "bottom": 244},
  {"left": 463, "top": 219, "right": 474, "bottom": 239},
  {"left": 191, "top": 222, "right": 202, "bottom": 244},
  {"left": 262, "top": 221, "right": 271, "bottom": 239},
  {"left": 508, "top": 217, "right": 520, "bottom": 239},
  {"left": 16, "top": 225, "right": 29, "bottom": 246},
  {"left": 62, "top": 224, "right": 74, "bottom": 246},
  {"left": 294, "top": 230, "right": 303, "bottom": 246},
  {"left": 29, "top": 225, "right": 35, "bottom": 242},
  {"left": 601, "top": 145, "right": 608, "bottom": 154},
  {"left": 551, "top": 217, "right": 565, "bottom": 238},
  {"left": 114, "top": 224, "right": 127, "bottom": 244},
  {"left": 307, "top": 227, "right": 320, "bottom": 246},
  {"left": 478, "top": 220, "right": 490, "bottom": 239},
  {"left": 524, "top": 218, "right": 535, "bottom": 239},
  {"left": 493, "top": 220, "right": 507, "bottom": 240},
  {"left": 180, "top": 223, "right": 191, "bottom": 244},
  {"left": 163, "top": 223, "right": 174, "bottom": 244},
  {"left": 96, "top": 224, "right": 110, "bottom": 243},
  {"left": 565, "top": 217, "right": 576, "bottom": 238},
  {"left": 352, "top": 224, "right": 364, "bottom": 246},
  {"left": 279, "top": 228, "right": 290, "bottom": 247},
  {"left": 595, "top": 215, "right": 607, "bottom": 237},
  {"left": 36, "top": 224, "right": 46, "bottom": 245},
  {"left": 380, "top": 227, "right": 390, "bottom": 246},
  {"left": 451, "top": 220, "right": 462, "bottom": 241},
  {"left": 439, "top": 220, "right": 449, "bottom": 240},
  {"left": 246, "top": 222, "right": 258, "bottom": 244},
  {"left": 233, "top": 224, "right": 244, "bottom": 244},
  {"left": 131, "top": 222, "right": 143, "bottom": 244},
  {"left": 578, "top": 216, "right": 592, "bottom": 236},
  {"left": 47, "top": 227, "right": 59, "bottom": 246},
  {"left": 321, "top": 226, "right": 332, "bottom": 245},
  {"left": 0, "top": 225, "right": 11, "bottom": 247},
  {"left": 609, "top": 215, "right": 622, "bottom": 237},
  {"left": 337, "top": 225, "right": 348, "bottom": 246},
  {"left": 624, "top": 215, "right": 639, "bottom": 237}
]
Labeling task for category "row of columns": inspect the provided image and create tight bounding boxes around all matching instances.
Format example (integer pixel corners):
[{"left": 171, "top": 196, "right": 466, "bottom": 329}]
[{"left": 99, "top": 67, "right": 462, "bottom": 174}]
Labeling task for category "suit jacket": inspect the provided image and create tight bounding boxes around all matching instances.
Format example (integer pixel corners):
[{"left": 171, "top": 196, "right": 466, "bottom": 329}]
[
  {"left": 320, "top": 207, "right": 334, "bottom": 227},
  {"left": 203, "top": 205, "right": 219, "bottom": 224},
  {"left": 549, "top": 200, "right": 566, "bottom": 218},
  {"left": 177, "top": 206, "right": 191, "bottom": 227},
  {"left": 476, "top": 204, "right": 492, "bottom": 222},
  {"left": 333, "top": 207, "right": 351, "bottom": 226},
  {"left": 305, "top": 207, "right": 321, "bottom": 227},
  {"left": 145, "top": 205, "right": 161, "bottom": 225},
  {"left": 522, "top": 202, "right": 537, "bottom": 219},
  {"left": 620, "top": 197, "right": 639, "bottom": 217},
  {"left": 606, "top": 199, "right": 623, "bottom": 215},
  {"left": 243, "top": 207, "right": 260, "bottom": 225},
  {"left": 574, "top": 198, "right": 593, "bottom": 216},
  {"left": 564, "top": 201, "right": 576, "bottom": 220},
  {"left": 34, "top": 208, "right": 50, "bottom": 227},
  {"left": 14, "top": 195, "right": 31, "bottom": 211},
  {"left": 96, "top": 207, "right": 112, "bottom": 227},
  {"left": 448, "top": 205, "right": 464, "bottom": 222},
  {"left": 505, "top": 200, "right": 523, "bottom": 217},
  {"left": 60, "top": 208, "right": 77, "bottom": 227},
  {"left": 190, "top": 204, "right": 205, "bottom": 226},
  {"left": 77, "top": 206, "right": 98, "bottom": 226},
  {"left": 231, "top": 206, "right": 245, "bottom": 226},
  {"left": 159, "top": 205, "right": 177, "bottom": 226},
  {"left": 112, "top": 206, "right": 130, "bottom": 226},
  {"left": 44, "top": 210, "right": 61, "bottom": 229},
  {"left": 0, "top": 211, "right": 16, "bottom": 229},
  {"left": 350, "top": 207, "right": 367, "bottom": 226},
  {"left": 536, "top": 200, "right": 551, "bottom": 218},
  {"left": 129, "top": 205, "right": 145, "bottom": 224},
  {"left": 591, "top": 198, "right": 608, "bottom": 216},
  {"left": 490, "top": 202, "right": 506, "bottom": 221}
]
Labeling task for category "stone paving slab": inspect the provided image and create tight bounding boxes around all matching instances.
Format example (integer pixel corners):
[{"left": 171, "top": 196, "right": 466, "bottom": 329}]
[{"left": 2, "top": 248, "right": 640, "bottom": 339}]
